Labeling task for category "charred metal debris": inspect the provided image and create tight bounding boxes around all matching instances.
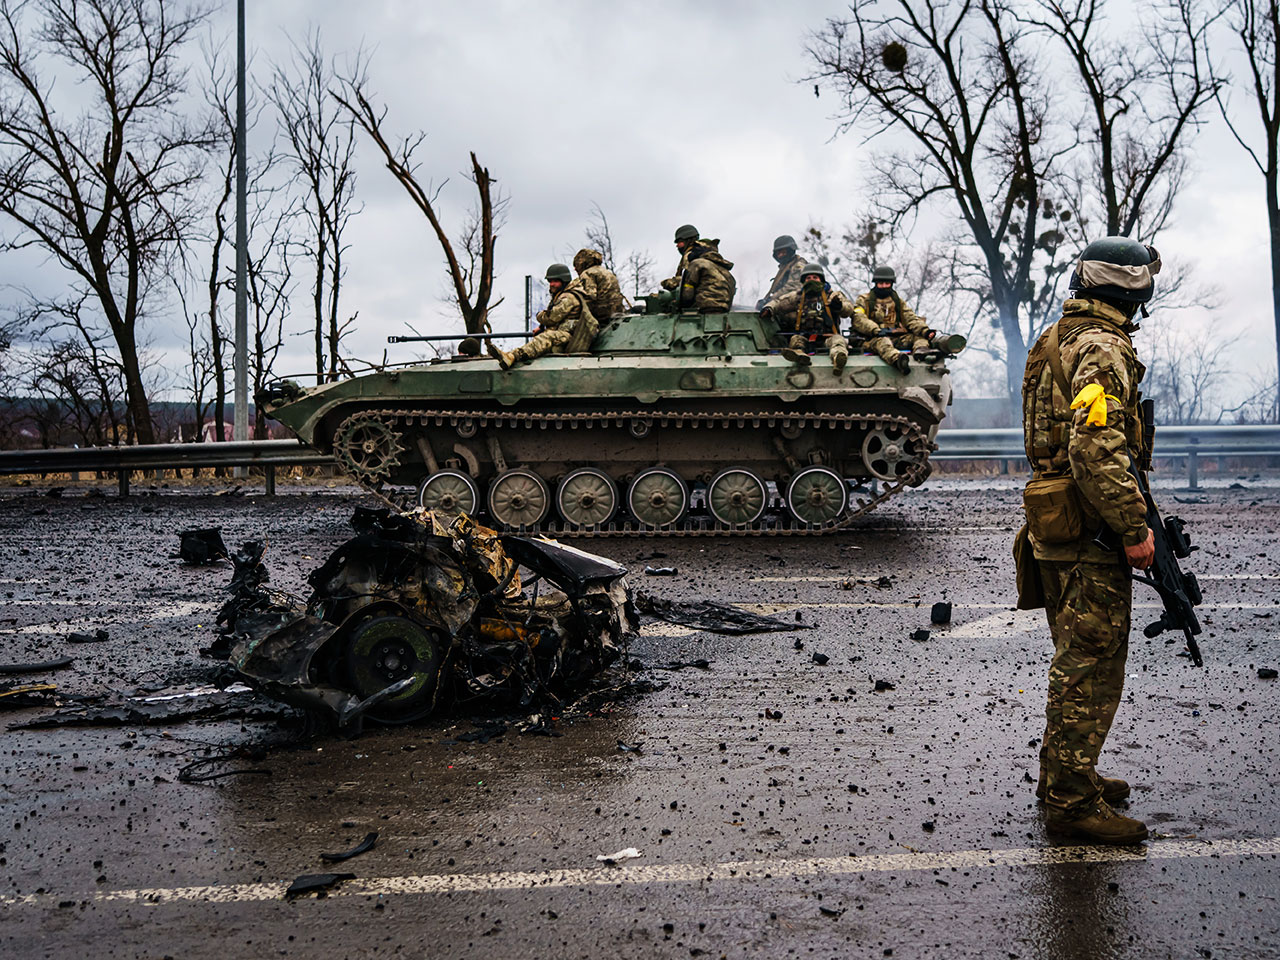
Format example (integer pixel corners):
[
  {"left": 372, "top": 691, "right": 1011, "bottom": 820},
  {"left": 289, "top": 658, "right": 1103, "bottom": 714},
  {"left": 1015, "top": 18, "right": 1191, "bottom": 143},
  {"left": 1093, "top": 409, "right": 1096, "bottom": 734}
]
[{"left": 215, "top": 507, "right": 638, "bottom": 733}]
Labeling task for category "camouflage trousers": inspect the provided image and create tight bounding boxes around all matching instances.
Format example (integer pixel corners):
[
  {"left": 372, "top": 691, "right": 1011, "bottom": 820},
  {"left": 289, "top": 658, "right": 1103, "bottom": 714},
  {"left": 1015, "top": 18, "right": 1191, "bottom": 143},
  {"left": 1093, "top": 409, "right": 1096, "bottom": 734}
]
[
  {"left": 787, "top": 332, "right": 847, "bottom": 368},
  {"left": 510, "top": 313, "right": 599, "bottom": 364},
  {"left": 1037, "top": 559, "right": 1131, "bottom": 817},
  {"left": 860, "top": 335, "right": 910, "bottom": 367}
]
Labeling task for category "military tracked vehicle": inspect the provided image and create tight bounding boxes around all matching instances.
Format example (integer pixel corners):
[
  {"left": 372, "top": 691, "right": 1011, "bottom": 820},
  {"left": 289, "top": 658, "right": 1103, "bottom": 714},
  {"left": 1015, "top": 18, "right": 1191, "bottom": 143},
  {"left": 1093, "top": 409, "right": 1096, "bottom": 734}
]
[{"left": 259, "top": 299, "right": 957, "bottom": 535}]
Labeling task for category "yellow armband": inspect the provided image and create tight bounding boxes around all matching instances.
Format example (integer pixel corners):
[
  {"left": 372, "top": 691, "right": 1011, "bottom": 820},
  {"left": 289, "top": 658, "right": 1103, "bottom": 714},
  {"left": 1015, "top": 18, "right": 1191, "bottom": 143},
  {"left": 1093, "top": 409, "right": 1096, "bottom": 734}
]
[{"left": 1070, "top": 383, "right": 1120, "bottom": 427}]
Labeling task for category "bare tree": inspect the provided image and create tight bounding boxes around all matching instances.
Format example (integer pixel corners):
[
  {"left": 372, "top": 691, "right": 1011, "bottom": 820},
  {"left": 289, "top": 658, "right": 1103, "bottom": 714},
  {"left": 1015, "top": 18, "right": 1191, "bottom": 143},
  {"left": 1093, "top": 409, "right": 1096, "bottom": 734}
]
[
  {"left": 0, "top": 0, "right": 212, "bottom": 444},
  {"left": 173, "top": 279, "right": 215, "bottom": 443},
  {"left": 1216, "top": 0, "right": 1280, "bottom": 421},
  {"left": 334, "top": 73, "right": 506, "bottom": 335},
  {"left": 1025, "top": 0, "right": 1222, "bottom": 239},
  {"left": 584, "top": 201, "right": 616, "bottom": 270},
  {"left": 620, "top": 248, "right": 656, "bottom": 301},
  {"left": 1142, "top": 320, "right": 1229, "bottom": 423},
  {"left": 807, "top": 1, "right": 1074, "bottom": 406},
  {"left": 271, "top": 28, "right": 359, "bottom": 383},
  {"left": 240, "top": 198, "right": 295, "bottom": 439}
]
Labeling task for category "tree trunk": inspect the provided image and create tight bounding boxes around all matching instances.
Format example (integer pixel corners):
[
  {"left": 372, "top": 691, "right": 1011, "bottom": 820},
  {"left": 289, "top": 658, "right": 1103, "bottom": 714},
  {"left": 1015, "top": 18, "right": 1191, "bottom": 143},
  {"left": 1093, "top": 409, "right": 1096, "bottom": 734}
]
[
  {"left": 114, "top": 325, "right": 155, "bottom": 444},
  {"left": 997, "top": 299, "right": 1027, "bottom": 426},
  {"left": 1269, "top": 168, "right": 1280, "bottom": 423},
  {"left": 313, "top": 231, "right": 327, "bottom": 386}
]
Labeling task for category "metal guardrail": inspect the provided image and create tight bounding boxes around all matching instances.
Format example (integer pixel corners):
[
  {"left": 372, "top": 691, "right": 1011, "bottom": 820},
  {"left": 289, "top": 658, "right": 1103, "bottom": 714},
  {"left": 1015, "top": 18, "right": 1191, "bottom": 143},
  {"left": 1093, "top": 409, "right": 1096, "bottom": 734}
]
[{"left": 1, "top": 425, "right": 1278, "bottom": 495}]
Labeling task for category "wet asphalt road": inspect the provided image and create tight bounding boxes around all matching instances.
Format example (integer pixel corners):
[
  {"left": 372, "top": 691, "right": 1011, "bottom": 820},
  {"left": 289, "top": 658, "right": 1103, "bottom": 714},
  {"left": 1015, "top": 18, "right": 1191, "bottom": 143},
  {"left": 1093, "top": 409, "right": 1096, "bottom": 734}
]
[{"left": 2, "top": 476, "right": 1279, "bottom": 959}]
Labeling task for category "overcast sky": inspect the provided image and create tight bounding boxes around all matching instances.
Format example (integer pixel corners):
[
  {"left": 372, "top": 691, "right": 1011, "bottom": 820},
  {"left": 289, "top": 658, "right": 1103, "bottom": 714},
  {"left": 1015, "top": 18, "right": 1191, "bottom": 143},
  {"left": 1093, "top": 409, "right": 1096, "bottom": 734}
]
[{"left": 2, "top": 0, "right": 1274, "bottom": 404}]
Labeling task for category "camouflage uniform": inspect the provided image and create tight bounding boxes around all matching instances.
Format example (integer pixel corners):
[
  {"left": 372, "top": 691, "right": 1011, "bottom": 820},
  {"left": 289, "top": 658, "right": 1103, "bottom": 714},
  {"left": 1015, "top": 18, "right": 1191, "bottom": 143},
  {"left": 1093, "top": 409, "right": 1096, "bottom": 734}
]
[
  {"left": 760, "top": 253, "right": 810, "bottom": 308},
  {"left": 573, "top": 248, "right": 624, "bottom": 319},
  {"left": 765, "top": 285, "right": 851, "bottom": 371},
  {"left": 851, "top": 289, "right": 934, "bottom": 365},
  {"left": 678, "top": 240, "right": 736, "bottom": 313},
  {"left": 1022, "top": 297, "right": 1149, "bottom": 820},
  {"left": 510, "top": 282, "right": 599, "bottom": 365},
  {"left": 660, "top": 248, "right": 693, "bottom": 292}
]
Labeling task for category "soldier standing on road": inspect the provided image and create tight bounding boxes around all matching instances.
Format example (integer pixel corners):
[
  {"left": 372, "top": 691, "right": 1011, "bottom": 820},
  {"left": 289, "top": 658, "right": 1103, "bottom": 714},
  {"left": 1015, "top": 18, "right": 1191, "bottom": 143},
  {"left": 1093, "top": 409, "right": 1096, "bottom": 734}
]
[
  {"left": 572, "top": 248, "right": 625, "bottom": 319},
  {"left": 756, "top": 234, "right": 809, "bottom": 310},
  {"left": 487, "top": 264, "right": 598, "bottom": 370},
  {"left": 761, "top": 264, "right": 850, "bottom": 373},
  {"left": 1019, "top": 236, "right": 1161, "bottom": 845},
  {"left": 852, "top": 266, "right": 965, "bottom": 371}
]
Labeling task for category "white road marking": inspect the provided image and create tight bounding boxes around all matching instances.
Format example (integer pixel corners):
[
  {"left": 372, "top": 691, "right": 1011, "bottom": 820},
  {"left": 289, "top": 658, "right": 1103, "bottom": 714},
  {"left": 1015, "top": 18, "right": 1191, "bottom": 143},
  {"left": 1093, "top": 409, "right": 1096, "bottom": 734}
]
[
  {"left": 754, "top": 574, "right": 1280, "bottom": 583},
  {"left": 4, "top": 837, "right": 1277, "bottom": 907},
  {"left": 737, "top": 602, "right": 1276, "bottom": 613}
]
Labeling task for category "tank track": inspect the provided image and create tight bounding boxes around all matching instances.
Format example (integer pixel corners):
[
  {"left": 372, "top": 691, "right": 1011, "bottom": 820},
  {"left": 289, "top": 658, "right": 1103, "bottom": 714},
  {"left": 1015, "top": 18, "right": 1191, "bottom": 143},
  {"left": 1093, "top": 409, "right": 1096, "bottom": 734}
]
[{"left": 332, "top": 407, "right": 934, "bottom": 537}]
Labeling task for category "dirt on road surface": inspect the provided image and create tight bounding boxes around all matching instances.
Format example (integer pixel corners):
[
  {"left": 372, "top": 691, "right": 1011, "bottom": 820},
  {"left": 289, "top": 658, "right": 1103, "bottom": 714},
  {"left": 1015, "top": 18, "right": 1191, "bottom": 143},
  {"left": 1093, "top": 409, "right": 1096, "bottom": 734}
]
[{"left": 2, "top": 477, "right": 1278, "bottom": 959}]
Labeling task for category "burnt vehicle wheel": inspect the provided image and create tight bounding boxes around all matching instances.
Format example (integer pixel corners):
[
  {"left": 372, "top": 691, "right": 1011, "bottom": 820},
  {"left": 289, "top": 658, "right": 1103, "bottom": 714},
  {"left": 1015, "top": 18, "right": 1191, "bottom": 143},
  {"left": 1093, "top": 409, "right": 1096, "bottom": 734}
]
[
  {"left": 706, "top": 467, "right": 768, "bottom": 526},
  {"left": 627, "top": 467, "right": 689, "bottom": 528},
  {"left": 861, "top": 424, "right": 925, "bottom": 481},
  {"left": 344, "top": 615, "right": 445, "bottom": 724},
  {"left": 418, "top": 469, "right": 479, "bottom": 517},
  {"left": 487, "top": 468, "right": 550, "bottom": 529},
  {"left": 785, "top": 466, "right": 848, "bottom": 525},
  {"left": 557, "top": 468, "right": 618, "bottom": 527}
]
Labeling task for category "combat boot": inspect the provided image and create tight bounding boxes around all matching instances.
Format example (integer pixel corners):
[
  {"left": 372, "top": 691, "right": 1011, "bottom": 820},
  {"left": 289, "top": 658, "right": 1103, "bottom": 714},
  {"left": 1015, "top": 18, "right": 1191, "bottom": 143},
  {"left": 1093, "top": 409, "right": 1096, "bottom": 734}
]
[
  {"left": 1036, "top": 771, "right": 1131, "bottom": 804},
  {"left": 893, "top": 354, "right": 910, "bottom": 375},
  {"left": 832, "top": 349, "right": 848, "bottom": 374},
  {"left": 1045, "top": 802, "right": 1148, "bottom": 845},
  {"left": 485, "top": 340, "right": 514, "bottom": 371},
  {"left": 781, "top": 347, "right": 812, "bottom": 366}
]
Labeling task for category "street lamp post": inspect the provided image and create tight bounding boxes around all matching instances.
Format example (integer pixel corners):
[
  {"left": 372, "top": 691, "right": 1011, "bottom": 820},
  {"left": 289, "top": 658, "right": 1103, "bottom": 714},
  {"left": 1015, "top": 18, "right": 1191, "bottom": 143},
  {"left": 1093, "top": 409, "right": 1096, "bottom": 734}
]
[{"left": 233, "top": 0, "right": 249, "bottom": 471}]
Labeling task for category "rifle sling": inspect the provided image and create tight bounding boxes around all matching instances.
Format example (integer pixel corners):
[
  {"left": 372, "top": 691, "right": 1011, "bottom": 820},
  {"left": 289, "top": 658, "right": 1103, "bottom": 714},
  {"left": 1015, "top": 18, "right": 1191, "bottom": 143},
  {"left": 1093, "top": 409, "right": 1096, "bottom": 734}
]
[{"left": 1046, "top": 321, "right": 1070, "bottom": 399}]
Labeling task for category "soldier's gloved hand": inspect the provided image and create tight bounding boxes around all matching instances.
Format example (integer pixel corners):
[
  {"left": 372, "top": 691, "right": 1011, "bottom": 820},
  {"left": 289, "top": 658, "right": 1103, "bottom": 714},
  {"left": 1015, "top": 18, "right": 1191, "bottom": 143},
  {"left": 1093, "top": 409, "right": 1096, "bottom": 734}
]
[
  {"left": 827, "top": 294, "right": 843, "bottom": 313},
  {"left": 760, "top": 306, "right": 773, "bottom": 320}
]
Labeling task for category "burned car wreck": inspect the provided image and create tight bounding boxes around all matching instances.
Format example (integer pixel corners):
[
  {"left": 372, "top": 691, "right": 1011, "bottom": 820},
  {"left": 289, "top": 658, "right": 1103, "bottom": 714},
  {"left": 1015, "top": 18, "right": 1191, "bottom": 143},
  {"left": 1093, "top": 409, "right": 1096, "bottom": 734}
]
[{"left": 217, "top": 507, "right": 637, "bottom": 732}]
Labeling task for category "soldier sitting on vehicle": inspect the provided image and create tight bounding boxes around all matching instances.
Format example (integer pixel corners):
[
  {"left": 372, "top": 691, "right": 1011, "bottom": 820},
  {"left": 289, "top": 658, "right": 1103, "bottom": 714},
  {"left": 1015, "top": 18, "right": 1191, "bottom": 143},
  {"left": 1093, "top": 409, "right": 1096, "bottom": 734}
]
[
  {"left": 660, "top": 224, "right": 736, "bottom": 313},
  {"left": 573, "top": 247, "right": 625, "bottom": 319},
  {"left": 761, "top": 264, "right": 851, "bottom": 374},
  {"left": 852, "top": 265, "right": 966, "bottom": 372},
  {"left": 487, "top": 263, "right": 598, "bottom": 370},
  {"left": 756, "top": 234, "right": 809, "bottom": 310}
]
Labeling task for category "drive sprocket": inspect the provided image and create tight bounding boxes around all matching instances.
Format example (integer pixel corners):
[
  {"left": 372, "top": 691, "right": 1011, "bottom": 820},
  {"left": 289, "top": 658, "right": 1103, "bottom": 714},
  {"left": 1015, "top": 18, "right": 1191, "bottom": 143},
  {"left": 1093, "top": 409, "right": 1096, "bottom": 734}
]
[{"left": 333, "top": 413, "right": 404, "bottom": 484}]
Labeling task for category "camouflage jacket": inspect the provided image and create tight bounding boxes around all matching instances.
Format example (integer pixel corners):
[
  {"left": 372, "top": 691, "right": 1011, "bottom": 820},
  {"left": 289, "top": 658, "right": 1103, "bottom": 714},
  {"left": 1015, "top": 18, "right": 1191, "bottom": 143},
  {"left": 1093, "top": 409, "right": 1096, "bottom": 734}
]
[
  {"left": 680, "top": 241, "right": 736, "bottom": 312},
  {"left": 660, "top": 248, "right": 693, "bottom": 291},
  {"left": 767, "top": 285, "right": 855, "bottom": 335},
  {"left": 852, "top": 290, "right": 932, "bottom": 341},
  {"left": 577, "top": 264, "right": 624, "bottom": 318},
  {"left": 1022, "top": 297, "right": 1149, "bottom": 562},
  {"left": 535, "top": 283, "right": 586, "bottom": 331},
  {"left": 759, "top": 254, "right": 810, "bottom": 308}
]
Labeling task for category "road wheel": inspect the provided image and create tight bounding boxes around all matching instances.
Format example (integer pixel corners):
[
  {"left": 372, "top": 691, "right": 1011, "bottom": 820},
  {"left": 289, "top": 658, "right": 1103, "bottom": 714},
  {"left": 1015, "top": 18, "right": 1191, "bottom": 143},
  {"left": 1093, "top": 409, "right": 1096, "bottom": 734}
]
[
  {"left": 785, "top": 466, "right": 848, "bottom": 525},
  {"left": 487, "top": 468, "right": 550, "bottom": 529},
  {"left": 557, "top": 468, "right": 618, "bottom": 527},
  {"left": 343, "top": 614, "right": 444, "bottom": 724},
  {"left": 706, "top": 467, "right": 768, "bottom": 526},
  {"left": 627, "top": 467, "right": 689, "bottom": 528},
  {"left": 417, "top": 469, "right": 479, "bottom": 517}
]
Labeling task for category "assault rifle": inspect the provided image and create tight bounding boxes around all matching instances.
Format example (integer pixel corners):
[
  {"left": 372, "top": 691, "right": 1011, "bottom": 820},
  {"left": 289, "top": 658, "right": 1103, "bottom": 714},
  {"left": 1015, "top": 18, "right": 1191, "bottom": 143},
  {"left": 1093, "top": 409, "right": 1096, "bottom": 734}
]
[
  {"left": 387, "top": 332, "right": 533, "bottom": 343},
  {"left": 1095, "top": 399, "right": 1204, "bottom": 666}
]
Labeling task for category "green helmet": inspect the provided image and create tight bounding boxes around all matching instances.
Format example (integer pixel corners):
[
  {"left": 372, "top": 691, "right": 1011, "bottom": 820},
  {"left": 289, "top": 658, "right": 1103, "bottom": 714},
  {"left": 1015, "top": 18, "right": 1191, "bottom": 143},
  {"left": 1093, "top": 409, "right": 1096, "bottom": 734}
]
[
  {"left": 1070, "top": 236, "right": 1161, "bottom": 303},
  {"left": 872, "top": 265, "right": 896, "bottom": 283},
  {"left": 545, "top": 263, "right": 572, "bottom": 283},
  {"left": 674, "top": 224, "right": 700, "bottom": 243},
  {"left": 800, "top": 264, "right": 825, "bottom": 284},
  {"left": 773, "top": 234, "right": 797, "bottom": 252}
]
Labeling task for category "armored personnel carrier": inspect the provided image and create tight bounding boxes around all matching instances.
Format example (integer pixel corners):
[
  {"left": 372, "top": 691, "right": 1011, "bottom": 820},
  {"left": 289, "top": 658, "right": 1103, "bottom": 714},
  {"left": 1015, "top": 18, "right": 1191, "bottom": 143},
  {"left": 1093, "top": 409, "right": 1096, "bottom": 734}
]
[{"left": 259, "top": 300, "right": 957, "bottom": 535}]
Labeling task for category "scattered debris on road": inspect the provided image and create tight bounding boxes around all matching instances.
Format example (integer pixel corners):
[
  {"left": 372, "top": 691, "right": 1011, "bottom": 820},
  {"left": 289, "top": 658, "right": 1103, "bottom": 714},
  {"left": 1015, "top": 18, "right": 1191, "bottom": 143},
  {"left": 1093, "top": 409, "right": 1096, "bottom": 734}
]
[
  {"left": 178, "top": 528, "right": 229, "bottom": 564},
  {"left": 0, "top": 657, "right": 74, "bottom": 675},
  {"left": 595, "top": 847, "right": 642, "bottom": 864},
  {"left": 635, "top": 592, "right": 812, "bottom": 635},
  {"left": 67, "top": 629, "right": 110, "bottom": 644},
  {"left": 930, "top": 601, "right": 952, "bottom": 625},
  {"left": 320, "top": 832, "right": 379, "bottom": 863},
  {"left": 285, "top": 872, "right": 357, "bottom": 899}
]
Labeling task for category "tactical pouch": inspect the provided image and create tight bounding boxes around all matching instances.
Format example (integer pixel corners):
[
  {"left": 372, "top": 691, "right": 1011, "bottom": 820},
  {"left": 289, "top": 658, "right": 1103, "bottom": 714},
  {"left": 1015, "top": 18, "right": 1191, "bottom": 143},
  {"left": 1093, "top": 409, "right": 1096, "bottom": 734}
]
[
  {"left": 1022, "top": 475, "right": 1083, "bottom": 544},
  {"left": 1012, "top": 523, "right": 1045, "bottom": 610}
]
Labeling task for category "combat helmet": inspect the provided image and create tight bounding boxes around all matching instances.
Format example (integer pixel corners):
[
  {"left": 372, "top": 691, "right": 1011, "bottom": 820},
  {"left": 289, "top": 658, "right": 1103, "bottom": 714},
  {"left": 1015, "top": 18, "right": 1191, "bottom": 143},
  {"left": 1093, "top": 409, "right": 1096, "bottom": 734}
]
[
  {"left": 573, "top": 248, "right": 603, "bottom": 273},
  {"left": 800, "top": 264, "right": 826, "bottom": 283},
  {"left": 773, "top": 234, "right": 797, "bottom": 253},
  {"left": 545, "top": 263, "right": 572, "bottom": 283},
  {"left": 872, "top": 265, "right": 896, "bottom": 283},
  {"left": 1069, "top": 237, "right": 1161, "bottom": 303},
  {"left": 674, "top": 224, "right": 700, "bottom": 243}
]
